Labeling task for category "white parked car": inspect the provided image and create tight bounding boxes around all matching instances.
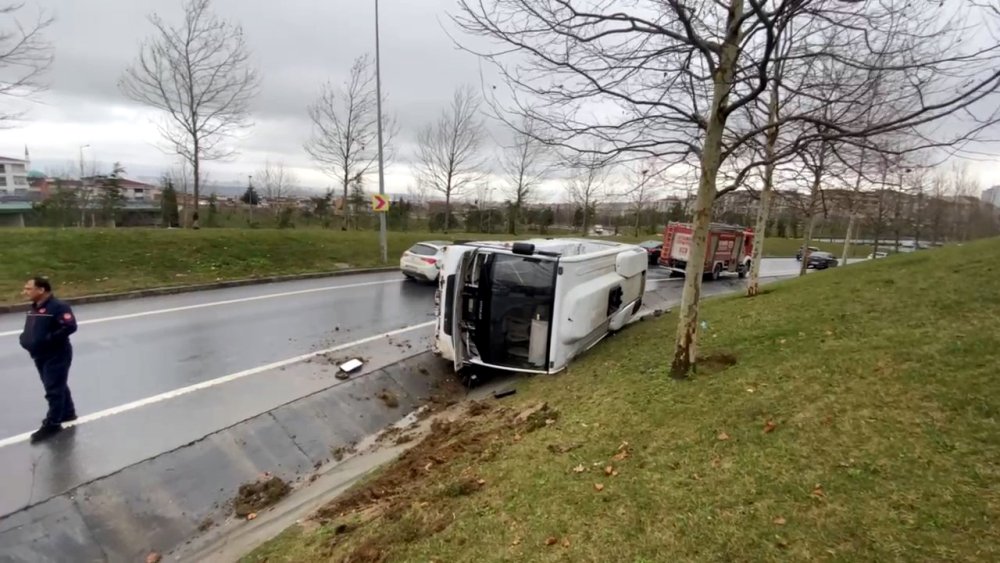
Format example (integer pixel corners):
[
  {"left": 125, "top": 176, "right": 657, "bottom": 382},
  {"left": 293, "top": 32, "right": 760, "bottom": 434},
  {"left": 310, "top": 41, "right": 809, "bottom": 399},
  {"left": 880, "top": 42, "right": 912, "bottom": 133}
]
[
  {"left": 867, "top": 251, "right": 888, "bottom": 259},
  {"left": 401, "top": 241, "right": 450, "bottom": 283}
]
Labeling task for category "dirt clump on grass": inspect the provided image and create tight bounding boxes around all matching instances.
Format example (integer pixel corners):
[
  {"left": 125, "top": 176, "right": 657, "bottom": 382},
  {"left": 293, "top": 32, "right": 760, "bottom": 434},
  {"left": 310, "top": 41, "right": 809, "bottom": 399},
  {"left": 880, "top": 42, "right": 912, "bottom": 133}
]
[
  {"left": 376, "top": 389, "right": 400, "bottom": 408},
  {"left": 697, "top": 352, "right": 739, "bottom": 375},
  {"left": 233, "top": 475, "right": 291, "bottom": 517}
]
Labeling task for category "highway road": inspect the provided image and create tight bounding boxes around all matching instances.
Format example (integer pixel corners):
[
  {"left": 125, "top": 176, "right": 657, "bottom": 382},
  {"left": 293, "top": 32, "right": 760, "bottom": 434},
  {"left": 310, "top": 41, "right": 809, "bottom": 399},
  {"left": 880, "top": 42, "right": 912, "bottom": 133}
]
[
  {"left": 0, "top": 259, "right": 806, "bottom": 439},
  {"left": 0, "top": 272, "right": 437, "bottom": 438}
]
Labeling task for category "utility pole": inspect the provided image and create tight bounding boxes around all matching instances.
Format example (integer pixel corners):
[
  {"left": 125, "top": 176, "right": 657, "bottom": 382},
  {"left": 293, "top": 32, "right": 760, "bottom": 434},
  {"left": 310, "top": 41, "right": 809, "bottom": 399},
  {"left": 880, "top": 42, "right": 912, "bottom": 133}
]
[
  {"left": 375, "top": 0, "right": 388, "bottom": 264},
  {"left": 248, "top": 174, "right": 254, "bottom": 224}
]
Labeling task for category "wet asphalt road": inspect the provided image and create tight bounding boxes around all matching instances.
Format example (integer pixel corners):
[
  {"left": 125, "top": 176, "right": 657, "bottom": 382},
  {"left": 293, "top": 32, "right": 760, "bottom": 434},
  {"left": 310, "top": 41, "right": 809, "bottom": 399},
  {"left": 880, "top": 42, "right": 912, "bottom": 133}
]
[
  {"left": 0, "top": 258, "right": 807, "bottom": 439},
  {"left": 0, "top": 271, "right": 436, "bottom": 437}
]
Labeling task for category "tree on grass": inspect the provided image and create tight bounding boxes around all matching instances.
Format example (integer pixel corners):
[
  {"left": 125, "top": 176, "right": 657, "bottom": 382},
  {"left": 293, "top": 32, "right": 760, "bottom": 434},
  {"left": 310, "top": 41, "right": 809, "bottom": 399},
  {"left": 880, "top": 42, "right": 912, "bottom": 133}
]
[{"left": 120, "top": 0, "right": 259, "bottom": 229}]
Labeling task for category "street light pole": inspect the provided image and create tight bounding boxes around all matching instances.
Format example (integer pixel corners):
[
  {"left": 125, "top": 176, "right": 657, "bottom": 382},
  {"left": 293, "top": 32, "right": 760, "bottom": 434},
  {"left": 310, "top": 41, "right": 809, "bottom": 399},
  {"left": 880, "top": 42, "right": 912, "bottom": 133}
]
[
  {"left": 374, "top": 0, "right": 388, "bottom": 264},
  {"left": 78, "top": 144, "right": 90, "bottom": 180}
]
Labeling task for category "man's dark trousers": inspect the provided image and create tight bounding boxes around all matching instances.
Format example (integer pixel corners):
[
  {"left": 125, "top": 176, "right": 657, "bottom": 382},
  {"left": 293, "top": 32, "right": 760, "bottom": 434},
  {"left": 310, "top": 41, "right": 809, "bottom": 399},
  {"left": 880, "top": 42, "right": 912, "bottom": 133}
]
[{"left": 35, "top": 347, "right": 76, "bottom": 427}]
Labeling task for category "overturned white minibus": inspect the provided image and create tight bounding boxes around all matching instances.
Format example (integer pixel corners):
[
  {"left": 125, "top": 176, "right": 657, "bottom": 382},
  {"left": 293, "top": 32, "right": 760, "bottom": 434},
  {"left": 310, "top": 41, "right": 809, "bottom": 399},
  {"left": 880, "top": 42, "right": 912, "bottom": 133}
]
[{"left": 433, "top": 238, "right": 647, "bottom": 375}]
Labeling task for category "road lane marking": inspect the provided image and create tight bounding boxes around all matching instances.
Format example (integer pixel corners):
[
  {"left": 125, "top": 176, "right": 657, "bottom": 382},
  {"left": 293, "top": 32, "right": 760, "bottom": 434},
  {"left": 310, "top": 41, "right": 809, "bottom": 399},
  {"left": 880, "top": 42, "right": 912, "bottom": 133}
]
[
  {"left": 0, "top": 320, "right": 436, "bottom": 449},
  {"left": 0, "top": 278, "right": 406, "bottom": 337}
]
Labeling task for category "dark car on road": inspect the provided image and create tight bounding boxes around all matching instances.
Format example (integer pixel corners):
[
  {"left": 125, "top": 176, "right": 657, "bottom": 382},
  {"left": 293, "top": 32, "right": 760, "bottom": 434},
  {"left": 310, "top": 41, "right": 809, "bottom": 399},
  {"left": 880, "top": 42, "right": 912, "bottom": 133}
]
[
  {"left": 806, "top": 251, "right": 839, "bottom": 270},
  {"left": 638, "top": 240, "right": 663, "bottom": 264},
  {"left": 796, "top": 246, "right": 820, "bottom": 261}
]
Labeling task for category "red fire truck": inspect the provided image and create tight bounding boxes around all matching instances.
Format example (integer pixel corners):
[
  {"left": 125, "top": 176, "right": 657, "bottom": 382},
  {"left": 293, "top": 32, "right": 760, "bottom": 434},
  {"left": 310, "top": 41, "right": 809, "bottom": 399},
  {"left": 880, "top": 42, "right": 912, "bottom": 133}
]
[{"left": 658, "top": 222, "right": 754, "bottom": 280}]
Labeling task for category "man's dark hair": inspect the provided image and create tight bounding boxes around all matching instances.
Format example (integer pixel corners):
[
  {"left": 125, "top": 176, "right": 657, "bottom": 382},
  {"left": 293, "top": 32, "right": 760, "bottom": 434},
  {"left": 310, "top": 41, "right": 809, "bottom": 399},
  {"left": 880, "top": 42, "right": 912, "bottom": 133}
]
[{"left": 30, "top": 276, "right": 52, "bottom": 293}]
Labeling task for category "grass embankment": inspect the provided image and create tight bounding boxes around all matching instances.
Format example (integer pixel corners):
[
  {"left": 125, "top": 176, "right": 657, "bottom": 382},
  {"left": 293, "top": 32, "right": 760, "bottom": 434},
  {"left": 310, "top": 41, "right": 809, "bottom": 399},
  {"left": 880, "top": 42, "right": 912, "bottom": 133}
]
[
  {"left": 0, "top": 228, "right": 869, "bottom": 305},
  {"left": 246, "top": 239, "right": 1000, "bottom": 562}
]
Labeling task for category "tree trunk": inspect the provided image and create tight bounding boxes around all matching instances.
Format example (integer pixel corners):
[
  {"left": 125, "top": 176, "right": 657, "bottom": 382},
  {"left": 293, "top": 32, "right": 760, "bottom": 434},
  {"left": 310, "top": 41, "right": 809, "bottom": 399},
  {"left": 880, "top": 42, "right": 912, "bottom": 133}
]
[
  {"left": 841, "top": 213, "right": 855, "bottom": 265},
  {"left": 670, "top": 0, "right": 743, "bottom": 379},
  {"left": 192, "top": 146, "right": 201, "bottom": 230},
  {"left": 747, "top": 57, "right": 781, "bottom": 297},
  {"left": 444, "top": 188, "right": 452, "bottom": 232},
  {"left": 799, "top": 145, "right": 826, "bottom": 277},
  {"left": 342, "top": 173, "right": 350, "bottom": 231}
]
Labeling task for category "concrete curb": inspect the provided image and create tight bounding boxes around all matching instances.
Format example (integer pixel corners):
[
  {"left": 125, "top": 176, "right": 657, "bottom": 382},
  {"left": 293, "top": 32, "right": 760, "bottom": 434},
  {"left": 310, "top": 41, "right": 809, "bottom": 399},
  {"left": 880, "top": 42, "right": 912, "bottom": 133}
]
[
  {"left": 0, "top": 266, "right": 400, "bottom": 314},
  {"left": 0, "top": 350, "right": 456, "bottom": 563}
]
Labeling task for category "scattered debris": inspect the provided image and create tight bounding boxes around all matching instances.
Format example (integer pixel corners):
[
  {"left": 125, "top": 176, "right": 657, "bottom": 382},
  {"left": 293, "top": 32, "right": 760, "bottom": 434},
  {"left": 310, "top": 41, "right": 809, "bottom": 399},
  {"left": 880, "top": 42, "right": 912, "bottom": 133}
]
[
  {"left": 331, "top": 445, "right": 358, "bottom": 462},
  {"left": 513, "top": 402, "right": 560, "bottom": 433},
  {"left": 717, "top": 432, "right": 731, "bottom": 441},
  {"left": 146, "top": 553, "right": 162, "bottom": 563},
  {"left": 811, "top": 484, "right": 826, "bottom": 499},
  {"left": 394, "top": 433, "right": 415, "bottom": 446},
  {"left": 547, "top": 442, "right": 582, "bottom": 454},
  {"left": 197, "top": 518, "right": 214, "bottom": 532},
  {"left": 339, "top": 358, "right": 364, "bottom": 374},
  {"left": 545, "top": 537, "right": 559, "bottom": 546},
  {"left": 573, "top": 464, "right": 586, "bottom": 473},
  {"left": 594, "top": 483, "right": 605, "bottom": 492},
  {"left": 612, "top": 441, "right": 631, "bottom": 461},
  {"left": 562, "top": 537, "right": 571, "bottom": 548},
  {"left": 773, "top": 516, "right": 787, "bottom": 526},
  {"left": 493, "top": 387, "right": 517, "bottom": 399},
  {"left": 441, "top": 476, "right": 484, "bottom": 498},
  {"left": 335, "top": 371, "right": 350, "bottom": 380},
  {"left": 233, "top": 476, "right": 290, "bottom": 518},
  {"left": 376, "top": 389, "right": 400, "bottom": 409},
  {"left": 466, "top": 401, "right": 492, "bottom": 417},
  {"left": 764, "top": 420, "right": 778, "bottom": 433},
  {"left": 604, "top": 465, "right": 614, "bottom": 476}
]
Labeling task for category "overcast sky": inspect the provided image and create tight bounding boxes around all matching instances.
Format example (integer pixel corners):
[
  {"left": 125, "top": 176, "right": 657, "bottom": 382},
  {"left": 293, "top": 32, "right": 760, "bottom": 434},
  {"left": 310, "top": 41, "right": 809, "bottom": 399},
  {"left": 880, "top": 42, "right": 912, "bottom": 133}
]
[{"left": 0, "top": 0, "right": 998, "bottom": 198}]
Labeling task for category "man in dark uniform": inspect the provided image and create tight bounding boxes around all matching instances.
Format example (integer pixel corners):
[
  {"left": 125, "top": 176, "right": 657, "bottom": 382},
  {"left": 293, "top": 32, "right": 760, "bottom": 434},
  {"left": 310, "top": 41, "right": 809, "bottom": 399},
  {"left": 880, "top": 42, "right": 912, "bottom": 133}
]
[{"left": 19, "top": 277, "right": 78, "bottom": 443}]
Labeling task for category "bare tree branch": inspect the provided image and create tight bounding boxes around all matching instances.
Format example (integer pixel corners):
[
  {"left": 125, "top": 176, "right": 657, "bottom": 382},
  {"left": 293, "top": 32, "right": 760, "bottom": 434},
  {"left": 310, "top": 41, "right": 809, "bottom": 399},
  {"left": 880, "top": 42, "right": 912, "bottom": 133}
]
[{"left": 0, "top": 2, "right": 53, "bottom": 125}]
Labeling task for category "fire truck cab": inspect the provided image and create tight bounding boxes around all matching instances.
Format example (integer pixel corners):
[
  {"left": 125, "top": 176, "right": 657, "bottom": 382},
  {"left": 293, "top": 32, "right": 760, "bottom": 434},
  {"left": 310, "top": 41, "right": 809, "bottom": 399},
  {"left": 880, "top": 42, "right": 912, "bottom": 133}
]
[{"left": 658, "top": 222, "right": 754, "bottom": 280}]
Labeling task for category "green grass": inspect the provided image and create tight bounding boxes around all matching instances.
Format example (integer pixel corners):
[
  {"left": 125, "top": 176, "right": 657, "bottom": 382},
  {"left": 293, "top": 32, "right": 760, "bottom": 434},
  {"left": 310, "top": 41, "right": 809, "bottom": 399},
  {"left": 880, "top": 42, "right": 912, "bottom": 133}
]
[
  {"left": 245, "top": 238, "right": 1000, "bottom": 563},
  {"left": 0, "top": 228, "right": 868, "bottom": 305}
]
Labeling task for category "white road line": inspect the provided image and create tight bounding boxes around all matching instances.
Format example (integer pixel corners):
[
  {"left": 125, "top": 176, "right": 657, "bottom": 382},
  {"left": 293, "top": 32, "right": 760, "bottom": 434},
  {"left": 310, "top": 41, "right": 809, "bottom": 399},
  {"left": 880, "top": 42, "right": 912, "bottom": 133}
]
[
  {"left": 0, "top": 320, "right": 436, "bottom": 449},
  {"left": 0, "top": 278, "right": 404, "bottom": 337}
]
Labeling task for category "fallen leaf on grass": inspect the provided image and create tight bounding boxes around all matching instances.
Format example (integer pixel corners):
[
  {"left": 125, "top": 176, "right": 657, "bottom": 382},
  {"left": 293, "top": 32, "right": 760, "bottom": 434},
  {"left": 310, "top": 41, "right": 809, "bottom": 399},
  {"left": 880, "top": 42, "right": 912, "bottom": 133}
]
[
  {"left": 746, "top": 388, "right": 755, "bottom": 393},
  {"left": 477, "top": 479, "right": 487, "bottom": 486},
  {"left": 511, "top": 537, "right": 522, "bottom": 546},
  {"left": 545, "top": 537, "right": 559, "bottom": 546},
  {"left": 812, "top": 484, "right": 826, "bottom": 499},
  {"left": 773, "top": 517, "right": 787, "bottom": 525},
  {"left": 573, "top": 464, "right": 586, "bottom": 473},
  {"left": 513, "top": 434, "right": 522, "bottom": 442},
  {"left": 562, "top": 538, "right": 571, "bottom": 548},
  {"left": 612, "top": 470, "right": 619, "bottom": 477},
  {"left": 611, "top": 441, "right": 631, "bottom": 461},
  {"left": 763, "top": 420, "right": 778, "bottom": 433},
  {"left": 604, "top": 465, "right": 614, "bottom": 476},
  {"left": 594, "top": 483, "right": 605, "bottom": 492},
  {"left": 717, "top": 432, "right": 730, "bottom": 441}
]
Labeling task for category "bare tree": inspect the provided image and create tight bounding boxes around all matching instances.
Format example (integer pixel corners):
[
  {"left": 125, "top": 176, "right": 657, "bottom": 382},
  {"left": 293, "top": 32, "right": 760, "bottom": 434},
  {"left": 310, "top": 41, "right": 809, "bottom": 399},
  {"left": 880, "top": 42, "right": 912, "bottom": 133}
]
[
  {"left": 0, "top": 2, "right": 52, "bottom": 124},
  {"left": 305, "top": 54, "right": 396, "bottom": 229},
  {"left": 623, "top": 159, "right": 661, "bottom": 238},
  {"left": 119, "top": 0, "right": 259, "bottom": 229},
  {"left": 566, "top": 152, "right": 610, "bottom": 235},
  {"left": 254, "top": 159, "right": 297, "bottom": 202},
  {"left": 416, "top": 85, "right": 486, "bottom": 231},
  {"left": 501, "top": 118, "right": 550, "bottom": 234}
]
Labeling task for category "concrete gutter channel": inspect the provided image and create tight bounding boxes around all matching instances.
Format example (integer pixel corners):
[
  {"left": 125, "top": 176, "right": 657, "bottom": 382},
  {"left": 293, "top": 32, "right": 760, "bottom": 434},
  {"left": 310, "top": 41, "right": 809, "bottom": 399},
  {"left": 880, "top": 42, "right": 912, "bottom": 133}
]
[{"left": 0, "top": 271, "right": 798, "bottom": 563}]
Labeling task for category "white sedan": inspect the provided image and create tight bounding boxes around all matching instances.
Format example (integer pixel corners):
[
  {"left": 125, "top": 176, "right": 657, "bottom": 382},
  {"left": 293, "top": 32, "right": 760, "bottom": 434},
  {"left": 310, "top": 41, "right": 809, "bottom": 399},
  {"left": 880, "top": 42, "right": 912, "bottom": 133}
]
[{"left": 400, "top": 241, "right": 450, "bottom": 282}]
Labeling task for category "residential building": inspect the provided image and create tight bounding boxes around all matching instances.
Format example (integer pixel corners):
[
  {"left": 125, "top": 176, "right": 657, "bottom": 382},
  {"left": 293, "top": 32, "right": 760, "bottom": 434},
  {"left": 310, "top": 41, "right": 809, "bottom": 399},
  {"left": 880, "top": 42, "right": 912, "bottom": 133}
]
[
  {"left": 982, "top": 185, "right": 1000, "bottom": 207},
  {"left": 0, "top": 156, "right": 30, "bottom": 198}
]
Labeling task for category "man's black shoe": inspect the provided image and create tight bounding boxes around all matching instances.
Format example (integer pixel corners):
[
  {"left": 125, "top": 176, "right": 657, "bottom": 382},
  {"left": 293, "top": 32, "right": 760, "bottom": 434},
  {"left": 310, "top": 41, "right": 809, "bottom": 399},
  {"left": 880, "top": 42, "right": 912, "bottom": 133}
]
[
  {"left": 30, "top": 425, "right": 62, "bottom": 443},
  {"left": 63, "top": 414, "right": 78, "bottom": 423}
]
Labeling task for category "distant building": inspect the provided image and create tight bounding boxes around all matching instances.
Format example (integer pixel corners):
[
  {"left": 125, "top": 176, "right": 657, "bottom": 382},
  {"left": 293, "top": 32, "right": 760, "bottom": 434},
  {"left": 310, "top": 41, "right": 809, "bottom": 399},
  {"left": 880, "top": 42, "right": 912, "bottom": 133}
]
[
  {"left": 982, "top": 185, "right": 1000, "bottom": 207},
  {"left": 0, "top": 156, "right": 30, "bottom": 198}
]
